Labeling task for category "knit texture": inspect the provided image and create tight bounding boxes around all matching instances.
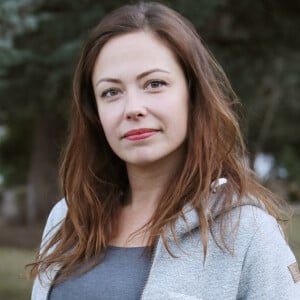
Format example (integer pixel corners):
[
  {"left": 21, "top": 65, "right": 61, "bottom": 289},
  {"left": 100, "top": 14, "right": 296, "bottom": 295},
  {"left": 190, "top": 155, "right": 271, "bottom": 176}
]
[{"left": 32, "top": 199, "right": 300, "bottom": 300}]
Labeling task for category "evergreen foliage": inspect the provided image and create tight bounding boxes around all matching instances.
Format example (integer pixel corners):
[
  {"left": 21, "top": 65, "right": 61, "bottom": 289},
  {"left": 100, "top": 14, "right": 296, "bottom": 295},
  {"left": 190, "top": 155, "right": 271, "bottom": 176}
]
[{"left": 0, "top": 0, "right": 299, "bottom": 215}]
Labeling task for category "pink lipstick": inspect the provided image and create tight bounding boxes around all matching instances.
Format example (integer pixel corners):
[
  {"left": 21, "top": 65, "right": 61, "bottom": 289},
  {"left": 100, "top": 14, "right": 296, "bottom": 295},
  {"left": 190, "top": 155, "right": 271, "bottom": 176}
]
[{"left": 123, "top": 128, "right": 159, "bottom": 141}]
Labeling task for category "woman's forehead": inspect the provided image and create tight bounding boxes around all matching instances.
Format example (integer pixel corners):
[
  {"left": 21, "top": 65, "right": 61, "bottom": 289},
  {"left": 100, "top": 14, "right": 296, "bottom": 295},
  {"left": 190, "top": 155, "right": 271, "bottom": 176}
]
[{"left": 92, "top": 31, "right": 181, "bottom": 84}]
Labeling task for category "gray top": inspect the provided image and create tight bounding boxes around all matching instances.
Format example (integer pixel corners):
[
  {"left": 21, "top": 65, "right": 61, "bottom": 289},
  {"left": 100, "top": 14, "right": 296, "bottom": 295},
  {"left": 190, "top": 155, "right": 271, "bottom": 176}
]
[{"left": 48, "top": 246, "right": 151, "bottom": 300}]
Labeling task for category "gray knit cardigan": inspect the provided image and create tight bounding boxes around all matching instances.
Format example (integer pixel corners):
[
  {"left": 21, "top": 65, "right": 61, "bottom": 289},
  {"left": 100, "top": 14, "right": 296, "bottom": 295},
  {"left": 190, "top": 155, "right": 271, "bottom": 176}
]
[{"left": 32, "top": 192, "right": 300, "bottom": 300}]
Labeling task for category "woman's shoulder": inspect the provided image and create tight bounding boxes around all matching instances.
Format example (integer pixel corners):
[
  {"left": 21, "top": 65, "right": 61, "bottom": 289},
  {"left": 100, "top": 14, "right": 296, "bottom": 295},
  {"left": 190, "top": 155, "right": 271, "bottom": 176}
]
[
  {"left": 41, "top": 198, "right": 68, "bottom": 243},
  {"left": 234, "top": 204, "right": 282, "bottom": 236},
  {"left": 49, "top": 198, "right": 68, "bottom": 218},
  {"left": 210, "top": 202, "right": 289, "bottom": 257},
  {"left": 46, "top": 198, "right": 68, "bottom": 226},
  {"left": 237, "top": 204, "right": 276, "bottom": 226},
  {"left": 234, "top": 205, "right": 300, "bottom": 299},
  {"left": 224, "top": 204, "right": 283, "bottom": 243},
  {"left": 229, "top": 204, "right": 296, "bottom": 267}
]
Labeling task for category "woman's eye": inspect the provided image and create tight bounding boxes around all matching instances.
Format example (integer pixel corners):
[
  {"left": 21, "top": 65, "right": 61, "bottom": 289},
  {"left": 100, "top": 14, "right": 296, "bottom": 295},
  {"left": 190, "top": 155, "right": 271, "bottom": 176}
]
[
  {"left": 145, "top": 80, "right": 166, "bottom": 90},
  {"left": 101, "top": 88, "right": 119, "bottom": 98}
]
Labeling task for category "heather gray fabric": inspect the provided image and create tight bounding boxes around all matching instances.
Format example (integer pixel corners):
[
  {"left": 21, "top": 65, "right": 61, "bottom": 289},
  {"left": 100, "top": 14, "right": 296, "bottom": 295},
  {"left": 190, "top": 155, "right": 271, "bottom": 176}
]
[
  {"left": 48, "top": 246, "right": 150, "bottom": 300},
  {"left": 32, "top": 195, "right": 300, "bottom": 300}
]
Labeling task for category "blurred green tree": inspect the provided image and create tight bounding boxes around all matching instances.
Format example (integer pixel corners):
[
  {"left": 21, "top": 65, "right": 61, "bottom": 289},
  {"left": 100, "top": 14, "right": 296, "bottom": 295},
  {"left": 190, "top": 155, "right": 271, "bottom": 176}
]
[{"left": 0, "top": 0, "right": 299, "bottom": 223}]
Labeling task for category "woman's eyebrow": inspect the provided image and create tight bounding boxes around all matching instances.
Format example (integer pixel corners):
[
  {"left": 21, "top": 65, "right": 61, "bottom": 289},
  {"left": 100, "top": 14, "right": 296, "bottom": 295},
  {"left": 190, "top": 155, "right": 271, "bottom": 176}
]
[
  {"left": 95, "top": 68, "right": 169, "bottom": 87},
  {"left": 136, "top": 68, "right": 170, "bottom": 80},
  {"left": 95, "top": 78, "right": 121, "bottom": 87}
]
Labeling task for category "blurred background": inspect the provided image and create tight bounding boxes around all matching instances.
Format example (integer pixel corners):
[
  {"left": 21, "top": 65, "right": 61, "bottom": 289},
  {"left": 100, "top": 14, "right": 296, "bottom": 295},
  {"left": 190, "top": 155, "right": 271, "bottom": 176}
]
[{"left": 0, "top": 0, "right": 299, "bottom": 299}]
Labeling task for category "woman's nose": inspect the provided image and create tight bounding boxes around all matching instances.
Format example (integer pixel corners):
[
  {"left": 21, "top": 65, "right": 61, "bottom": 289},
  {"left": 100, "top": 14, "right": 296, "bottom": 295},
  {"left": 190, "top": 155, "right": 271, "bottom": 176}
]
[{"left": 124, "top": 90, "right": 147, "bottom": 120}]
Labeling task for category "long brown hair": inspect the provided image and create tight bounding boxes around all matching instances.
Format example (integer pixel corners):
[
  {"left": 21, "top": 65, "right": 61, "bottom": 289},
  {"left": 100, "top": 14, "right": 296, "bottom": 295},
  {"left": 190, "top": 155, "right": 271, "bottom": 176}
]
[{"left": 30, "top": 1, "right": 289, "bottom": 283}]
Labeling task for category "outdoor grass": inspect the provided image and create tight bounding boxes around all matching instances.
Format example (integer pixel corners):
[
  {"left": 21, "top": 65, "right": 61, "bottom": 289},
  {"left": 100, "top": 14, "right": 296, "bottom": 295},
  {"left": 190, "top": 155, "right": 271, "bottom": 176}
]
[
  {"left": 0, "top": 248, "right": 34, "bottom": 300},
  {"left": 0, "top": 214, "right": 299, "bottom": 300},
  {"left": 288, "top": 213, "right": 300, "bottom": 263}
]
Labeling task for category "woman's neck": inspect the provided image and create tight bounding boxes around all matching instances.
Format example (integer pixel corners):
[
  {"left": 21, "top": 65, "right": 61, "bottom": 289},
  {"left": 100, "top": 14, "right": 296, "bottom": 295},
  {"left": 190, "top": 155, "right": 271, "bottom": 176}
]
[
  {"left": 110, "top": 148, "right": 185, "bottom": 247},
  {"left": 125, "top": 151, "right": 184, "bottom": 210}
]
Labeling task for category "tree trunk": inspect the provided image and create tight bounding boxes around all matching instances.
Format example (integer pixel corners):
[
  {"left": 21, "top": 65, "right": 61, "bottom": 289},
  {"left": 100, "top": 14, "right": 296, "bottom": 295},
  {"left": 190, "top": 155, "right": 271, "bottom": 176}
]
[
  {"left": 249, "top": 72, "right": 281, "bottom": 171},
  {"left": 26, "top": 113, "right": 65, "bottom": 224}
]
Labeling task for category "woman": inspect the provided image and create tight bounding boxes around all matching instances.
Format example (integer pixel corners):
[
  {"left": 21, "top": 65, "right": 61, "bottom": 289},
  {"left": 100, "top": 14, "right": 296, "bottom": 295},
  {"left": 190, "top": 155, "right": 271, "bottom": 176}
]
[{"left": 30, "top": 2, "right": 300, "bottom": 299}]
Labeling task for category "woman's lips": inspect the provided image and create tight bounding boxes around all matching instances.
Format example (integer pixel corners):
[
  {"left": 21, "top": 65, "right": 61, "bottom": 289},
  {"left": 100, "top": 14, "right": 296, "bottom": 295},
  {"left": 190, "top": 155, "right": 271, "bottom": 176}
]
[{"left": 123, "top": 128, "right": 160, "bottom": 141}]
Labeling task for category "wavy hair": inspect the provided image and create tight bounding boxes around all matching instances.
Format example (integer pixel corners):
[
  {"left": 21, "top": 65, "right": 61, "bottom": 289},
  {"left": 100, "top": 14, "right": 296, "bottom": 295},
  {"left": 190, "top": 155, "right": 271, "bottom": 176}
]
[{"left": 30, "top": 1, "right": 289, "bottom": 283}]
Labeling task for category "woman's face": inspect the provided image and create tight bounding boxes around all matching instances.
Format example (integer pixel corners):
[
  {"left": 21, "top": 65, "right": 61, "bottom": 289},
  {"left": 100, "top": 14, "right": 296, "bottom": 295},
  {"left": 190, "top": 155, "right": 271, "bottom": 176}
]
[{"left": 92, "top": 31, "right": 189, "bottom": 168}]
